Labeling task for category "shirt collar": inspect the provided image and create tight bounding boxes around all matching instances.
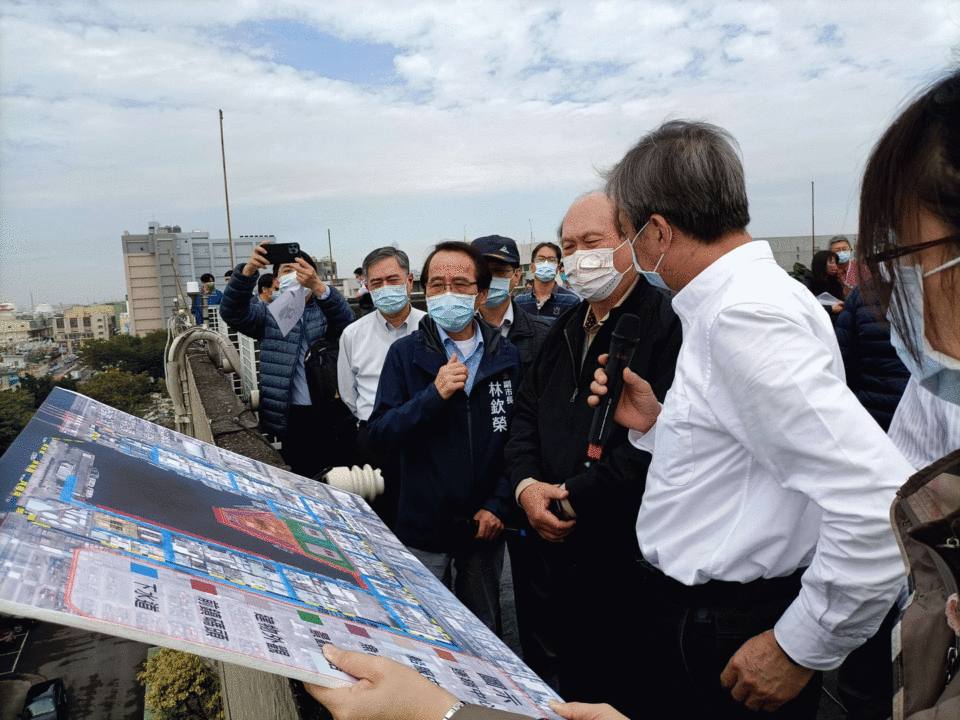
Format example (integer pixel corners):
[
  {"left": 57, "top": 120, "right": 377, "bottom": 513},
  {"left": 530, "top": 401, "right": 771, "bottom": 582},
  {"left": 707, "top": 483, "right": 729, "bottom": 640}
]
[
  {"left": 378, "top": 307, "right": 411, "bottom": 331},
  {"left": 438, "top": 319, "right": 483, "bottom": 357},
  {"left": 672, "top": 240, "right": 771, "bottom": 324},
  {"left": 582, "top": 276, "right": 640, "bottom": 334},
  {"left": 499, "top": 302, "right": 514, "bottom": 333}
]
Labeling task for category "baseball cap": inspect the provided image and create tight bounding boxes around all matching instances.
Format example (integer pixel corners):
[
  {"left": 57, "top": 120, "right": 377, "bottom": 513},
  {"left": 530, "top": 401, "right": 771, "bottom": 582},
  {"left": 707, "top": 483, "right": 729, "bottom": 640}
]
[{"left": 471, "top": 235, "right": 520, "bottom": 267}]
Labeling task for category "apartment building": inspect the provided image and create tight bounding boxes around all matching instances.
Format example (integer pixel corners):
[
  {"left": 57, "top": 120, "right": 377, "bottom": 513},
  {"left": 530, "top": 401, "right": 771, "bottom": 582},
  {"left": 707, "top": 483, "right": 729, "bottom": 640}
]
[{"left": 122, "top": 222, "right": 270, "bottom": 336}]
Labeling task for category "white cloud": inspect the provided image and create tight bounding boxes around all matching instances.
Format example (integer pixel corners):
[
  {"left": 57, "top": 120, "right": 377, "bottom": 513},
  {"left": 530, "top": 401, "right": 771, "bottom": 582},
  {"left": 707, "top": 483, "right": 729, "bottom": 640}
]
[{"left": 0, "top": 1, "right": 957, "bottom": 307}]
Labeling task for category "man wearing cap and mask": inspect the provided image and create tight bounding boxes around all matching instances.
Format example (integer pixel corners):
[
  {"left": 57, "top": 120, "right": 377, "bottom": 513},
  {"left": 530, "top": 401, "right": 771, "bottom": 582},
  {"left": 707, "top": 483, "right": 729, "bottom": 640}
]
[
  {"left": 471, "top": 235, "right": 551, "bottom": 374},
  {"left": 367, "top": 241, "right": 522, "bottom": 636},
  {"left": 503, "top": 192, "right": 682, "bottom": 712}
]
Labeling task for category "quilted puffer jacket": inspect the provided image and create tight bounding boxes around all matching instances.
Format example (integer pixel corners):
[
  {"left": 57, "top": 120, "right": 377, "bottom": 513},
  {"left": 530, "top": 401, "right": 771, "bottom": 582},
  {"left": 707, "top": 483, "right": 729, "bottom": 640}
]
[{"left": 219, "top": 264, "right": 354, "bottom": 437}]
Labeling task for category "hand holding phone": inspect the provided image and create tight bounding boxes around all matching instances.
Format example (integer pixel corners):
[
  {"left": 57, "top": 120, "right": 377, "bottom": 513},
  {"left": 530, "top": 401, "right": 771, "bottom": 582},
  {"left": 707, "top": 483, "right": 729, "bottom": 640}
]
[{"left": 262, "top": 242, "right": 301, "bottom": 266}]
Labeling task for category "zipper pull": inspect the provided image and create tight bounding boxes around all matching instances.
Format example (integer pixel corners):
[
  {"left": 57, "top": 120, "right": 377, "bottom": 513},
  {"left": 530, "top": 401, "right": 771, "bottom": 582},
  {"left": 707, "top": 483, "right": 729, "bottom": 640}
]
[{"left": 570, "top": 388, "right": 578, "bottom": 403}]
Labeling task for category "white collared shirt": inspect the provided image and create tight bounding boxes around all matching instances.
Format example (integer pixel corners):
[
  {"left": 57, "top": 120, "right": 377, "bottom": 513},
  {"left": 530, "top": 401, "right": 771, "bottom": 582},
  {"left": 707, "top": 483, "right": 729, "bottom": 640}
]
[
  {"left": 337, "top": 306, "right": 426, "bottom": 421},
  {"left": 496, "top": 302, "right": 514, "bottom": 337},
  {"left": 632, "top": 240, "right": 912, "bottom": 670}
]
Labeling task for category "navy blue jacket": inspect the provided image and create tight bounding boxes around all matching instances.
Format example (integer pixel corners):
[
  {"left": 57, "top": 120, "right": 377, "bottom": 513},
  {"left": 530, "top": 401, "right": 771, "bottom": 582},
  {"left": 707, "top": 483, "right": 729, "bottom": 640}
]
[
  {"left": 367, "top": 316, "right": 522, "bottom": 553},
  {"left": 514, "top": 284, "right": 581, "bottom": 323},
  {"left": 835, "top": 286, "right": 909, "bottom": 431},
  {"left": 218, "top": 264, "right": 354, "bottom": 437}
]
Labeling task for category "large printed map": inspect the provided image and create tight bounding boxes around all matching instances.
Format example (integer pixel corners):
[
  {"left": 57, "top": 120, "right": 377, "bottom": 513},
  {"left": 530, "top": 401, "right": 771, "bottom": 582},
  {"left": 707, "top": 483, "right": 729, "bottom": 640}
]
[{"left": 0, "top": 388, "right": 559, "bottom": 718}]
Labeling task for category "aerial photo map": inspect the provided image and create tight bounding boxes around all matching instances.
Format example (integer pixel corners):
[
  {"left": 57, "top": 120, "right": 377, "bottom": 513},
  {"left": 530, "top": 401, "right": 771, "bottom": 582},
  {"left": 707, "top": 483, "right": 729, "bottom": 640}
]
[{"left": 0, "top": 388, "right": 560, "bottom": 718}]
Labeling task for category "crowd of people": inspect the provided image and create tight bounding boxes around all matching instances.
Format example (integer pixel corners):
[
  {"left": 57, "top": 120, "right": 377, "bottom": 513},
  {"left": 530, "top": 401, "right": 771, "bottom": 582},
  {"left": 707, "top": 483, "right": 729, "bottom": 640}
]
[{"left": 214, "top": 69, "right": 960, "bottom": 720}]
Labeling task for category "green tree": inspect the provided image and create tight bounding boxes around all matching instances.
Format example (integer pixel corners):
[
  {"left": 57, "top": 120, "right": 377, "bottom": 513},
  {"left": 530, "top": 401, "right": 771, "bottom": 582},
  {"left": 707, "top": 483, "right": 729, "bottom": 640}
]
[
  {"left": 0, "top": 389, "right": 37, "bottom": 455},
  {"left": 78, "top": 370, "right": 153, "bottom": 415},
  {"left": 140, "top": 329, "right": 169, "bottom": 378},
  {"left": 138, "top": 648, "right": 224, "bottom": 720},
  {"left": 78, "top": 329, "right": 167, "bottom": 379},
  {"left": 18, "top": 373, "right": 79, "bottom": 408}
]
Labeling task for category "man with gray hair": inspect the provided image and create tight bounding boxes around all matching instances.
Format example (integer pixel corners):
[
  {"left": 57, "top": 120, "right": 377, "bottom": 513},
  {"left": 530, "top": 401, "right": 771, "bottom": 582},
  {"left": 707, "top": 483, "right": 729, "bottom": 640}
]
[
  {"left": 593, "top": 120, "right": 911, "bottom": 718},
  {"left": 337, "top": 246, "right": 426, "bottom": 527}
]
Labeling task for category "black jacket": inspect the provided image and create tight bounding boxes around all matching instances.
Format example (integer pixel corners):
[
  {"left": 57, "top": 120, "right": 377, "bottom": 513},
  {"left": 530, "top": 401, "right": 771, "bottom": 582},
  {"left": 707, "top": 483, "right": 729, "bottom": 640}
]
[
  {"left": 835, "top": 287, "right": 909, "bottom": 431},
  {"left": 504, "top": 280, "right": 682, "bottom": 545},
  {"left": 505, "top": 300, "right": 551, "bottom": 375}
]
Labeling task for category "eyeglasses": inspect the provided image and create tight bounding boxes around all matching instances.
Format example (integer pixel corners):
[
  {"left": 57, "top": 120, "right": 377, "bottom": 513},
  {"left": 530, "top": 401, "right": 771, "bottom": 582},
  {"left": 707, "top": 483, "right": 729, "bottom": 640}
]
[
  {"left": 425, "top": 280, "right": 477, "bottom": 294},
  {"left": 533, "top": 256, "right": 559, "bottom": 265},
  {"left": 867, "top": 233, "right": 960, "bottom": 263}
]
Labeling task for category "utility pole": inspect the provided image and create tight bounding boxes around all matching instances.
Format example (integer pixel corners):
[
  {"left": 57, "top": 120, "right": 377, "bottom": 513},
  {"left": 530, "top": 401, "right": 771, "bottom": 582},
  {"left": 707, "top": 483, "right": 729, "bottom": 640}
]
[
  {"left": 327, "top": 229, "right": 334, "bottom": 281},
  {"left": 220, "top": 110, "right": 234, "bottom": 268},
  {"left": 811, "top": 181, "right": 815, "bottom": 260}
]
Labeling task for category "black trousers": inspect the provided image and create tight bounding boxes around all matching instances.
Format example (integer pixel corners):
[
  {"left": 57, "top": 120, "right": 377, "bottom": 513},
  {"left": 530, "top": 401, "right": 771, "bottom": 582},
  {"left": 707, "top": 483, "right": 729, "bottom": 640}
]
[
  {"left": 279, "top": 404, "right": 338, "bottom": 478},
  {"left": 636, "top": 562, "right": 822, "bottom": 720}
]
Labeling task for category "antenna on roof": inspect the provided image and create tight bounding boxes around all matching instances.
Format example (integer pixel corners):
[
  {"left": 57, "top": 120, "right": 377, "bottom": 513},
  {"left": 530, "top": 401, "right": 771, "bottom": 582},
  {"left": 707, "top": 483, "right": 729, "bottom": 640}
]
[{"left": 220, "top": 110, "right": 235, "bottom": 269}]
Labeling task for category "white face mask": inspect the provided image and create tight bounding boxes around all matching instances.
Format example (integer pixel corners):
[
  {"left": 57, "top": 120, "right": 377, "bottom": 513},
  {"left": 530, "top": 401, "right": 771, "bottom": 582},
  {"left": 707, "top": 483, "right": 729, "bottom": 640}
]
[
  {"left": 277, "top": 271, "right": 299, "bottom": 292},
  {"left": 563, "top": 223, "right": 646, "bottom": 302}
]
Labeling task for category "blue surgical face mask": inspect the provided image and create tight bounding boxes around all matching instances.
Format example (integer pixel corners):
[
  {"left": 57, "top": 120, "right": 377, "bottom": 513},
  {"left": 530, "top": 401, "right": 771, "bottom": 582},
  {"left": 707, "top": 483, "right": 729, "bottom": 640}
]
[
  {"left": 427, "top": 292, "right": 476, "bottom": 332},
  {"left": 534, "top": 262, "right": 557, "bottom": 282},
  {"left": 484, "top": 276, "right": 512, "bottom": 307},
  {"left": 632, "top": 221, "right": 677, "bottom": 300},
  {"left": 836, "top": 250, "right": 851, "bottom": 264},
  {"left": 888, "top": 259, "right": 960, "bottom": 405},
  {"left": 371, "top": 284, "right": 409, "bottom": 315},
  {"left": 638, "top": 253, "right": 676, "bottom": 300}
]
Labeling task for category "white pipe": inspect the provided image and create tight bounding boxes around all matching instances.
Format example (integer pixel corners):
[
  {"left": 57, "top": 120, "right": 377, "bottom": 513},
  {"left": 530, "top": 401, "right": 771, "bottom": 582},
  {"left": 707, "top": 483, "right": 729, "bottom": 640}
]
[{"left": 165, "top": 327, "right": 245, "bottom": 438}]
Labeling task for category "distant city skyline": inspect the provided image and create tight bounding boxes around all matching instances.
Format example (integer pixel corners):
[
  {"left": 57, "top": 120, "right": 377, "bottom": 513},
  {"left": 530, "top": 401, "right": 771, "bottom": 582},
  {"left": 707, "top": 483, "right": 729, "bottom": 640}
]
[{"left": 1, "top": 1, "right": 957, "bottom": 308}]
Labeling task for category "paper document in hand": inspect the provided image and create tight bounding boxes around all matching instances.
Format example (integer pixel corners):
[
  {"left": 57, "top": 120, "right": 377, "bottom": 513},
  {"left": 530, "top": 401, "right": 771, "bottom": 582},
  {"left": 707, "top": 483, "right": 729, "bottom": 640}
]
[
  {"left": 268, "top": 284, "right": 311, "bottom": 336},
  {"left": 816, "top": 291, "right": 843, "bottom": 306},
  {"left": 0, "top": 389, "right": 561, "bottom": 719}
]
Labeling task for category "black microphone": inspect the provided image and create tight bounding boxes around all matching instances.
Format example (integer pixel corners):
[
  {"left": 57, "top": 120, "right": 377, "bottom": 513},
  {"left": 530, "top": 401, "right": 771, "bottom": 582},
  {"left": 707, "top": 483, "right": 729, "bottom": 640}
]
[{"left": 586, "top": 313, "right": 641, "bottom": 462}]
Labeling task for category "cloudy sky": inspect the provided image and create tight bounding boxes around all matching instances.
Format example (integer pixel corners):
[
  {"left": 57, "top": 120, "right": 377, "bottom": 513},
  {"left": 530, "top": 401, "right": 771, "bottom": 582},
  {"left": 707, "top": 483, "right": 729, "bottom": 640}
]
[{"left": 0, "top": 1, "right": 957, "bottom": 308}]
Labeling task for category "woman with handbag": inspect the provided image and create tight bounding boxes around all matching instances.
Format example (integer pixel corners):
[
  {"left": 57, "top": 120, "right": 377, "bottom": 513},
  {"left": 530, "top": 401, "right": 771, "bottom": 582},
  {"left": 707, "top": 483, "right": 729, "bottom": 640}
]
[{"left": 856, "top": 68, "right": 960, "bottom": 720}]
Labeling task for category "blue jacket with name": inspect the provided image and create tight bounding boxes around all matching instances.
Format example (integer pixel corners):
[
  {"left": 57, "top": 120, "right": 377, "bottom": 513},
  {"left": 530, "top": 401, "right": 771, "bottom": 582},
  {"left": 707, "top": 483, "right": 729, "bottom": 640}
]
[
  {"left": 219, "top": 264, "right": 354, "bottom": 437},
  {"left": 367, "top": 316, "right": 522, "bottom": 553}
]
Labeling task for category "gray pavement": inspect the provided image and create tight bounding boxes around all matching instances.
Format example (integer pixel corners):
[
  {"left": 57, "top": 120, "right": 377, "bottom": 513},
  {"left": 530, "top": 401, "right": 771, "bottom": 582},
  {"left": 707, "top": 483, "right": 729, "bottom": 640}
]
[{"left": 0, "top": 620, "right": 149, "bottom": 720}]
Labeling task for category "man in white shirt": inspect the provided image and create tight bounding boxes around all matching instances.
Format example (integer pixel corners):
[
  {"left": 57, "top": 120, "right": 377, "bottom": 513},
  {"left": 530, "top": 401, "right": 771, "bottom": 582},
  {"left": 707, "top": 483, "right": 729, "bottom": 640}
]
[
  {"left": 594, "top": 120, "right": 913, "bottom": 718},
  {"left": 337, "top": 247, "right": 425, "bottom": 527}
]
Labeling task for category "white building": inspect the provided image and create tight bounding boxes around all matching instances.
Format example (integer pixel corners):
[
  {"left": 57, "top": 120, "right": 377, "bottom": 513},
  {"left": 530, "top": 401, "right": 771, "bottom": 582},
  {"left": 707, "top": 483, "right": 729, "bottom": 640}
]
[{"left": 122, "top": 222, "right": 273, "bottom": 336}]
